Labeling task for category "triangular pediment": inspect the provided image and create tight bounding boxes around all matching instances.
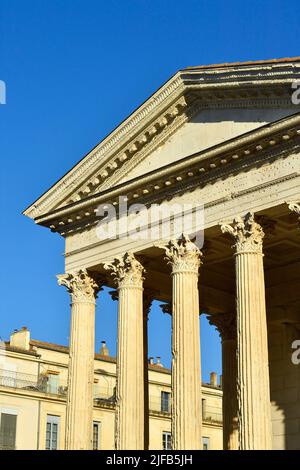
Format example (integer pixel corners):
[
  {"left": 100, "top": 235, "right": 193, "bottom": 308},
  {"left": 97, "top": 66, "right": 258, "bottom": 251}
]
[
  {"left": 108, "top": 107, "right": 294, "bottom": 187},
  {"left": 23, "top": 58, "right": 300, "bottom": 221}
]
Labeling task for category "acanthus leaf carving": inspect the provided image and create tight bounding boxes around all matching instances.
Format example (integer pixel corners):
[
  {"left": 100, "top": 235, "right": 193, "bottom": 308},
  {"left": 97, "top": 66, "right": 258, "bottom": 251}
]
[
  {"left": 207, "top": 312, "right": 236, "bottom": 341},
  {"left": 57, "top": 269, "right": 102, "bottom": 303},
  {"left": 162, "top": 233, "right": 202, "bottom": 274},
  {"left": 104, "top": 252, "right": 145, "bottom": 288},
  {"left": 143, "top": 288, "right": 158, "bottom": 319},
  {"left": 288, "top": 202, "right": 300, "bottom": 227},
  {"left": 221, "top": 212, "right": 264, "bottom": 254},
  {"left": 288, "top": 202, "right": 300, "bottom": 215}
]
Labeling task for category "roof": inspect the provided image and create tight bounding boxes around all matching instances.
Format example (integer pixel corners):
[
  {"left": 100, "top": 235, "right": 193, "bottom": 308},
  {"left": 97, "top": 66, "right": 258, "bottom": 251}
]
[
  {"left": 30, "top": 339, "right": 117, "bottom": 363},
  {"left": 23, "top": 56, "right": 300, "bottom": 222},
  {"left": 1, "top": 341, "right": 39, "bottom": 356},
  {"left": 183, "top": 56, "right": 300, "bottom": 70},
  {"left": 33, "top": 110, "right": 300, "bottom": 231},
  {"left": 30, "top": 339, "right": 171, "bottom": 371},
  {"left": 3, "top": 337, "right": 223, "bottom": 387}
]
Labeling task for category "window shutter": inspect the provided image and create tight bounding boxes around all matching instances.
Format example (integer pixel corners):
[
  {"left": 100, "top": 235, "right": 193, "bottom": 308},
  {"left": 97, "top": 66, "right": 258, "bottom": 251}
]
[{"left": 0, "top": 413, "right": 17, "bottom": 450}]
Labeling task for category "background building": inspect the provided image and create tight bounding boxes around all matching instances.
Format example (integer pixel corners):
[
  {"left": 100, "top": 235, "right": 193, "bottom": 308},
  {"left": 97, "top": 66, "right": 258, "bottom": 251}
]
[{"left": 0, "top": 328, "right": 222, "bottom": 450}]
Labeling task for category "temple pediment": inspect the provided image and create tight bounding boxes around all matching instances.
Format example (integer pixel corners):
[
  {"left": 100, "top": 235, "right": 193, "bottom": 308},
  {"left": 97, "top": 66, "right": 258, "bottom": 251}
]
[
  {"left": 113, "top": 107, "right": 295, "bottom": 186},
  {"left": 23, "top": 58, "right": 300, "bottom": 223}
]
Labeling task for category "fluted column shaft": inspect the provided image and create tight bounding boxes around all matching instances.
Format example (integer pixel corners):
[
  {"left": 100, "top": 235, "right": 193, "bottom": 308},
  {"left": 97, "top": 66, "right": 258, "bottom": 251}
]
[
  {"left": 208, "top": 313, "right": 238, "bottom": 450},
  {"left": 222, "top": 338, "right": 238, "bottom": 449},
  {"left": 222, "top": 212, "right": 272, "bottom": 450},
  {"left": 105, "top": 253, "right": 145, "bottom": 450},
  {"left": 57, "top": 270, "right": 100, "bottom": 450},
  {"left": 164, "top": 235, "right": 202, "bottom": 450},
  {"left": 143, "top": 290, "right": 154, "bottom": 450}
]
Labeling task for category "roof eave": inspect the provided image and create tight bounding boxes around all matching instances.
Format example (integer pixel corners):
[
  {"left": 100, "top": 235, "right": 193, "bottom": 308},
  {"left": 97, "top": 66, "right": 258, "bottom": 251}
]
[{"left": 33, "top": 111, "right": 300, "bottom": 233}]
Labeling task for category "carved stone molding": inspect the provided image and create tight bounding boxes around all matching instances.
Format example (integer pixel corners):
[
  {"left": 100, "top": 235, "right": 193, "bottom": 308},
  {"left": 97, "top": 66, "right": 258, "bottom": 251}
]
[
  {"left": 25, "top": 59, "right": 300, "bottom": 228},
  {"left": 255, "top": 215, "right": 277, "bottom": 239},
  {"left": 34, "top": 115, "right": 300, "bottom": 234},
  {"left": 57, "top": 269, "right": 102, "bottom": 303},
  {"left": 104, "top": 252, "right": 145, "bottom": 289},
  {"left": 288, "top": 202, "right": 300, "bottom": 215},
  {"left": 207, "top": 312, "right": 236, "bottom": 341},
  {"left": 221, "top": 212, "right": 264, "bottom": 254},
  {"left": 288, "top": 202, "right": 300, "bottom": 227},
  {"left": 163, "top": 234, "right": 203, "bottom": 274}
]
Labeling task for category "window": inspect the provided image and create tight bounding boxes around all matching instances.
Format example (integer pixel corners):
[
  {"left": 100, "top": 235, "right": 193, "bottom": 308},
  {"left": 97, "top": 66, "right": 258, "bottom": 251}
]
[
  {"left": 161, "top": 391, "right": 170, "bottom": 413},
  {"left": 202, "top": 436, "right": 210, "bottom": 450},
  {"left": 46, "top": 415, "right": 59, "bottom": 450},
  {"left": 93, "top": 421, "right": 101, "bottom": 450},
  {"left": 162, "top": 431, "right": 171, "bottom": 450},
  {"left": 47, "top": 374, "right": 59, "bottom": 394},
  {"left": 0, "top": 413, "right": 17, "bottom": 450}
]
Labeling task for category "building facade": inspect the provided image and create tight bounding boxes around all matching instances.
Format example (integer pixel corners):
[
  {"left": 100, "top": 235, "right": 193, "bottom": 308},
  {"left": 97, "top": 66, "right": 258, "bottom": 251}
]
[
  {"left": 23, "top": 58, "right": 300, "bottom": 449},
  {"left": 0, "top": 328, "right": 222, "bottom": 450}
]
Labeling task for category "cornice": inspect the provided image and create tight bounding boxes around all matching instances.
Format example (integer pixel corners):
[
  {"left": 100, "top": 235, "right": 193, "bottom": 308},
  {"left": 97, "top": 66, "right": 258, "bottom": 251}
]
[
  {"left": 34, "top": 112, "right": 300, "bottom": 235},
  {"left": 181, "top": 61, "right": 300, "bottom": 84},
  {"left": 23, "top": 73, "right": 184, "bottom": 218},
  {"left": 102, "top": 95, "right": 293, "bottom": 192},
  {"left": 23, "top": 61, "right": 300, "bottom": 220}
]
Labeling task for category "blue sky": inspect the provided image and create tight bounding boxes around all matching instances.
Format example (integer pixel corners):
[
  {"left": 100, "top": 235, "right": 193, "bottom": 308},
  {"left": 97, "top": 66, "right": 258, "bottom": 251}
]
[{"left": 0, "top": 0, "right": 299, "bottom": 382}]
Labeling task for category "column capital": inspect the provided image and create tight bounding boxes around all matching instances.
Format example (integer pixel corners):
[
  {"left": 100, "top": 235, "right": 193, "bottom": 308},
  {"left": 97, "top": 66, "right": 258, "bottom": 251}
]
[
  {"left": 221, "top": 212, "right": 264, "bottom": 254},
  {"left": 288, "top": 201, "right": 300, "bottom": 215},
  {"left": 109, "top": 289, "right": 119, "bottom": 302},
  {"left": 163, "top": 234, "right": 203, "bottom": 274},
  {"left": 207, "top": 312, "right": 236, "bottom": 341},
  {"left": 288, "top": 201, "right": 300, "bottom": 227},
  {"left": 57, "top": 269, "right": 102, "bottom": 304},
  {"left": 104, "top": 252, "right": 145, "bottom": 289},
  {"left": 143, "top": 288, "right": 157, "bottom": 318}
]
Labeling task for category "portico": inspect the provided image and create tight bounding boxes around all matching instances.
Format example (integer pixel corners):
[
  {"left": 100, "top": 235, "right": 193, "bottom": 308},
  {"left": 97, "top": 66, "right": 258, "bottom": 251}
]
[{"left": 24, "top": 58, "right": 300, "bottom": 450}]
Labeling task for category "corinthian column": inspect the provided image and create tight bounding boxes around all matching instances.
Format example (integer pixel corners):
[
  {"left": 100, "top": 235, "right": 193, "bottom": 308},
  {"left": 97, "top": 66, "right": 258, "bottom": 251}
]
[
  {"left": 57, "top": 270, "right": 101, "bottom": 450},
  {"left": 221, "top": 212, "right": 272, "bottom": 450},
  {"left": 105, "top": 253, "right": 145, "bottom": 450},
  {"left": 163, "top": 235, "right": 202, "bottom": 450},
  {"left": 208, "top": 313, "right": 238, "bottom": 450}
]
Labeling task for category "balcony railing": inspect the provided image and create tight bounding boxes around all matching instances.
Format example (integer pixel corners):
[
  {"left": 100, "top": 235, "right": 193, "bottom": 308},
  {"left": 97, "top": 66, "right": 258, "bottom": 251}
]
[
  {"left": 149, "top": 399, "right": 222, "bottom": 422},
  {"left": 93, "top": 386, "right": 116, "bottom": 407},
  {"left": 0, "top": 370, "right": 67, "bottom": 396},
  {"left": 0, "top": 370, "right": 222, "bottom": 423}
]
